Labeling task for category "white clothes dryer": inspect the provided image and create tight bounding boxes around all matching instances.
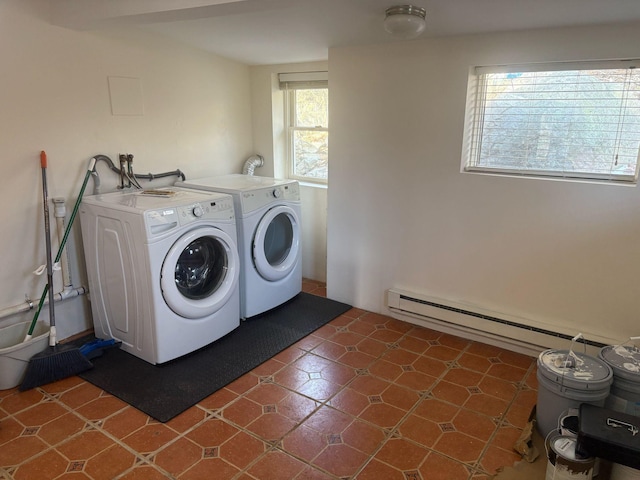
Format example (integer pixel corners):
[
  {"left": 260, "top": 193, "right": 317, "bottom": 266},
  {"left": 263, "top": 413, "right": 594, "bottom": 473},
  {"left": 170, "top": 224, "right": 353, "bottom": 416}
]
[
  {"left": 79, "top": 187, "right": 240, "bottom": 364},
  {"left": 176, "top": 174, "right": 302, "bottom": 319}
]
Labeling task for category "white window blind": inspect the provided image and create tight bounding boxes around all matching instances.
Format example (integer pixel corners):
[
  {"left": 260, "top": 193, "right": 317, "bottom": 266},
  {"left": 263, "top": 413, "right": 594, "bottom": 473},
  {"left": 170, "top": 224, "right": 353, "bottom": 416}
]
[
  {"left": 464, "top": 60, "right": 640, "bottom": 183},
  {"left": 279, "top": 71, "right": 328, "bottom": 90}
]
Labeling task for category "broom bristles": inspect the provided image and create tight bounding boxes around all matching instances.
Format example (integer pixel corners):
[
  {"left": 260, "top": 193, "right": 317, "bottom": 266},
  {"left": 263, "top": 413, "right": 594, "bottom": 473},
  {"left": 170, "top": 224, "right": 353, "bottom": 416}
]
[{"left": 20, "top": 344, "right": 93, "bottom": 391}]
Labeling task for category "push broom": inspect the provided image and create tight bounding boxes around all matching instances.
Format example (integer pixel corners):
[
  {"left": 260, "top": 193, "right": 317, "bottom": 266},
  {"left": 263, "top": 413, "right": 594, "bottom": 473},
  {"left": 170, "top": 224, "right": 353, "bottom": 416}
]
[
  {"left": 22, "top": 155, "right": 96, "bottom": 343},
  {"left": 20, "top": 151, "right": 92, "bottom": 391}
]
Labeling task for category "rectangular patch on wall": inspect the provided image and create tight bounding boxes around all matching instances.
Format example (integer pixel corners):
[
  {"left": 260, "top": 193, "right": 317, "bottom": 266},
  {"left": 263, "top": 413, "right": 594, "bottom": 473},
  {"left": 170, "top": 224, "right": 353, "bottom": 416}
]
[{"left": 108, "top": 76, "right": 144, "bottom": 115}]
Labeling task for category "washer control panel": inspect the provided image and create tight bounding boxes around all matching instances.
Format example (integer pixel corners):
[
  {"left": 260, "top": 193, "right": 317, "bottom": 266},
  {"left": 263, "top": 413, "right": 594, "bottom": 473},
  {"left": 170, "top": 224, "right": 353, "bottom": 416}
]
[{"left": 145, "top": 196, "right": 234, "bottom": 237}]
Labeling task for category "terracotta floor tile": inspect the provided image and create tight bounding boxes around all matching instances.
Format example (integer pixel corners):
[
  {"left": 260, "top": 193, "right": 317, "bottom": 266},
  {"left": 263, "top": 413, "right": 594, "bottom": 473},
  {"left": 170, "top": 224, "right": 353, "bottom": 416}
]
[
  {"left": 397, "top": 335, "right": 430, "bottom": 354},
  {"left": 154, "top": 437, "right": 202, "bottom": 476},
  {"left": 434, "top": 431, "right": 485, "bottom": 463},
  {"left": 413, "top": 397, "right": 464, "bottom": 423},
  {"left": 56, "top": 429, "right": 116, "bottom": 461},
  {"left": 374, "top": 437, "right": 430, "bottom": 471},
  {"left": 431, "top": 380, "right": 470, "bottom": 406},
  {"left": 443, "top": 368, "right": 484, "bottom": 388},
  {"left": 186, "top": 418, "right": 240, "bottom": 448},
  {"left": 342, "top": 419, "right": 386, "bottom": 454},
  {"left": 413, "top": 355, "right": 448, "bottom": 377},
  {"left": 221, "top": 397, "right": 263, "bottom": 427},
  {"left": 368, "top": 358, "right": 404, "bottom": 381},
  {"left": 311, "top": 340, "right": 346, "bottom": 361},
  {"left": 57, "top": 382, "right": 104, "bottom": 409},
  {"left": 295, "top": 465, "right": 336, "bottom": 480},
  {"left": 74, "top": 394, "right": 128, "bottom": 422},
  {"left": 419, "top": 451, "right": 472, "bottom": 480},
  {"left": 13, "top": 400, "right": 68, "bottom": 427},
  {"left": 165, "top": 405, "right": 207, "bottom": 434},
  {"left": 101, "top": 406, "right": 149, "bottom": 439},
  {"left": 313, "top": 443, "right": 369, "bottom": 477},
  {"left": 457, "top": 352, "right": 493, "bottom": 373},
  {"left": 281, "top": 424, "right": 326, "bottom": 462},
  {"left": 478, "top": 375, "right": 518, "bottom": 402},
  {"left": 424, "top": 344, "right": 462, "bottom": 362},
  {"left": 348, "top": 319, "right": 378, "bottom": 337},
  {"left": 12, "top": 448, "right": 68, "bottom": 480},
  {"left": 452, "top": 409, "right": 497, "bottom": 441},
  {"left": 394, "top": 370, "right": 437, "bottom": 392},
  {"left": 83, "top": 443, "right": 137, "bottom": 480},
  {"left": 219, "top": 431, "right": 267, "bottom": 470},
  {"left": 246, "top": 450, "right": 306, "bottom": 480},
  {"left": 0, "top": 435, "right": 48, "bottom": 467},
  {"left": 397, "top": 413, "right": 442, "bottom": 447},
  {"left": 479, "top": 444, "right": 523, "bottom": 474},
  {"left": 2, "top": 283, "right": 542, "bottom": 480},
  {"left": 121, "top": 423, "right": 179, "bottom": 457},
  {"left": 486, "top": 363, "right": 529, "bottom": 383},
  {"left": 357, "top": 458, "right": 406, "bottom": 480},
  {"left": 464, "top": 393, "right": 509, "bottom": 418},
  {"left": 36, "top": 412, "right": 86, "bottom": 446},
  {"left": 359, "top": 403, "right": 406, "bottom": 429},
  {"left": 119, "top": 465, "right": 170, "bottom": 479},
  {"left": 0, "top": 416, "right": 25, "bottom": 446},
  {"left": 197, "top": 387, "right": 238, "bottom": 411},
  {"left": 245, "top": 411, "right": 297, "bottom": 441},
  {"left": 381, "top": 383, "right": 421, "bottom": 412},
  {"left": 180, "top": 457, "right": 241, "bottom": 480},
  {"left": 327, "top": 387, "right": 370, "bottom": 416},
  {"left": 338, "top": 350, "right": 376, "bottom": 369},
  {"left": 355, "top": 337, "right": 388, "bottom": 357}
]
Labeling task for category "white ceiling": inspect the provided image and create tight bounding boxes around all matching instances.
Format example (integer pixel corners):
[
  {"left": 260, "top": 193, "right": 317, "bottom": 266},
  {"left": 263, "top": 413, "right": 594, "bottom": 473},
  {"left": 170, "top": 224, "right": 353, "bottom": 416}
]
[{"left": 51, "top": 0, "right": 640, "bottom": 65}]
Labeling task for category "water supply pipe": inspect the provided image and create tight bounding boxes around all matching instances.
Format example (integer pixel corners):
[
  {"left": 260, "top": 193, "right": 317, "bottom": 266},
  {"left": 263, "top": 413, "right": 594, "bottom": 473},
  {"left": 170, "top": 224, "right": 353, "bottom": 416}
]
[{"left": 242, "top": 154, "right": 264, "bottom": 175}]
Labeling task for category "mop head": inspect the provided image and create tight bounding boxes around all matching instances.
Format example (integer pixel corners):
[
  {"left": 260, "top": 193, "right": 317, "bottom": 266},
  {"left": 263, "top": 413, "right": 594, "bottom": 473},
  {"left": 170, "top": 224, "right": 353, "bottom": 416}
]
[{"left": 20, "top": 344, "right": 93, "bottom": 391}]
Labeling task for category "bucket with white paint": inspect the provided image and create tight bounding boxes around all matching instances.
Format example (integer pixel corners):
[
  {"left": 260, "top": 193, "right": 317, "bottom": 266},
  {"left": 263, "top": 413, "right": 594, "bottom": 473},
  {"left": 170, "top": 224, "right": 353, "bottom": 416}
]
[
  {"left": 537, "top": 349, "right": 613, "bottom": 438},
  {"left": 598, "top": 344, "right": 640, "bottom": 417},
  {"left": 545, "top": 434, "right": 595, "bottom": 480},
  {"left": 610, "top": 463, "right": 640, "bottom": 480}
]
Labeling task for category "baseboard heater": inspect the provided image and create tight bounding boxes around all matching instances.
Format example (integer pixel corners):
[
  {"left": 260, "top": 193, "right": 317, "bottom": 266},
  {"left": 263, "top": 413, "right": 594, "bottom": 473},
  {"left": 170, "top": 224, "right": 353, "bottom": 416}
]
[{"left": 386, "top": 288, "right": 607, "bottom": 355}]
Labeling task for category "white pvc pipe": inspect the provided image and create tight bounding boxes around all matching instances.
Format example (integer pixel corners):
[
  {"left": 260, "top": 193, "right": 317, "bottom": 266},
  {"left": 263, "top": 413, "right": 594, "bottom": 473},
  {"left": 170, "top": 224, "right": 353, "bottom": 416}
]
[
  {"left": 0, "top": 286, "right": 87, "bottom": 321},
  {"left": 53, "top": 197, "right": 73, "bottom": 291}
]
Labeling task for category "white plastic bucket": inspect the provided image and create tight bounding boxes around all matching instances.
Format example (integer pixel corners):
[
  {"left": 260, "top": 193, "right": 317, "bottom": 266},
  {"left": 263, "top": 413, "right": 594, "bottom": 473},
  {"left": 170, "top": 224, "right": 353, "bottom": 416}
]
[
  {"left": 599, "top": 345, "right": 640, "bottom": 417},
  {"left": 536, "top": 349, "right": 613, "bottom": 438},
  {"left": 545, "top": 434, "right": 594, "bottom": 480},
  {"left": 610, "top": 463, "right": 640, "bottom": 480},
  {"left": 0, "top": 321, "right": 50, "bottom": 389}
]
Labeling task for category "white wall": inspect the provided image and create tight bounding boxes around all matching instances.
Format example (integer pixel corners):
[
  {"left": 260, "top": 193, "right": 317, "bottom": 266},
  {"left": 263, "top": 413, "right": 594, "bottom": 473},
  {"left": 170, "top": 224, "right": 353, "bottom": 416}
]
[
  {"left": 0, "top": 0, "right": 252, "bottom": 338},
  {"left": 327, "top": 23, "right": 640, "bottom": 346},
  {"left": 250, "top": 61, "right": 329, "bottom": 282}
]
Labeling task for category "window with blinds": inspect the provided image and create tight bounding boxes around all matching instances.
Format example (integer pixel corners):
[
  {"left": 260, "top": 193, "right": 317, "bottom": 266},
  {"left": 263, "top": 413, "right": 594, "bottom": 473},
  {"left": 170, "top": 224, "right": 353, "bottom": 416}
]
[
  {"left": 279, "top": 71, "right": 328, "bottom": 183},
  {"left": 463, "top": 60, "right": 640, "bottom": 183}
]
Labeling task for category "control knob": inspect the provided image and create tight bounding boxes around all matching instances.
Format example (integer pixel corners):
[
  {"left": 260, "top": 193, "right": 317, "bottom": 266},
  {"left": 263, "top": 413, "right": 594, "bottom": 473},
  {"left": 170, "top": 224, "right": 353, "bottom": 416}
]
[
  {"left": 272, "top": 189, "right": 281, "bottom": 198},
  {"left": 192, "top": 205, "right": 204, "bottom": 217}
]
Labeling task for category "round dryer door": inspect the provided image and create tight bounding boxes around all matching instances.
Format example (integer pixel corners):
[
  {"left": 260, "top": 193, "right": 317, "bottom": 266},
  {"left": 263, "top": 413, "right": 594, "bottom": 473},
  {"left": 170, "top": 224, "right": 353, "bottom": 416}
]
[
  {"left": 252, "top": 205, "right": 300, "bottom": 281},
  {"left": 161, "top": 226, "right": 239, "bottom": 319}
]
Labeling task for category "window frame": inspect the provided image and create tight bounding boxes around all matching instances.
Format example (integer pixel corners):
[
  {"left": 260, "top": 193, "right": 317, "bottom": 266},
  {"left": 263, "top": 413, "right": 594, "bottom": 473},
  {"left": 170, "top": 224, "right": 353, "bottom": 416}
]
[
  {"left": 461, "top": 59, "right": 640, "bottom": 185},
  {"left": 279, "top": 71, "right": 329, "bottom": 185}
]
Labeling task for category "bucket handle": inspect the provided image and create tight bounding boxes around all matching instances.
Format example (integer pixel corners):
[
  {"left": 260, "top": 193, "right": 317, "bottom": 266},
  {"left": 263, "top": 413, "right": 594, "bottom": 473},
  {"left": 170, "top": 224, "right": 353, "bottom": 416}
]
[{"left": 560, "top": 333, "right": 586, "bottom": 389}]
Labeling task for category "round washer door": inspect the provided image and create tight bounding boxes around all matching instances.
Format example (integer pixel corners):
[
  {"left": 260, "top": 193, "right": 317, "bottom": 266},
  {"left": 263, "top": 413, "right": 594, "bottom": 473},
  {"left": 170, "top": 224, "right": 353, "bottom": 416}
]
[
  {"left": 252, "top": 205, "right": 300, "bottom": 281},
  {"left": 161, "top": 226, "right": 239, "bottom": 319}
]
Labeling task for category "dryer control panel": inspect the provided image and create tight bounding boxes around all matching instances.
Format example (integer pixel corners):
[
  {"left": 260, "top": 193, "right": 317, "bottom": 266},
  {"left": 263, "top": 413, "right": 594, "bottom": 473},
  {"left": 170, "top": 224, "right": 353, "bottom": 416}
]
[{"left": 240, "top": 182, "right": 300, "bottom": 214}]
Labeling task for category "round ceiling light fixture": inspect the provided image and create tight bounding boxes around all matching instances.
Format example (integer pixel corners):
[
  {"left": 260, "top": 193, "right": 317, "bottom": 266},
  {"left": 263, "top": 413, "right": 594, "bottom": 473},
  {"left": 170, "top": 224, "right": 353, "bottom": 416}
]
[{"left": 383, "top": 5, "right": 427, "bottom": 39}]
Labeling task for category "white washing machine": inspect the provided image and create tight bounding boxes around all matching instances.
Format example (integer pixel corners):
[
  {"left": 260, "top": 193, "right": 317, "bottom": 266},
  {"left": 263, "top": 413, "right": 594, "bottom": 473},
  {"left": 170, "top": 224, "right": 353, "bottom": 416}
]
[
  {"left": 176, "top": 174, "right": 302, "bottom": 319},
  {"left": 79, "top": 187, "right": 240, "bottom": 364}
]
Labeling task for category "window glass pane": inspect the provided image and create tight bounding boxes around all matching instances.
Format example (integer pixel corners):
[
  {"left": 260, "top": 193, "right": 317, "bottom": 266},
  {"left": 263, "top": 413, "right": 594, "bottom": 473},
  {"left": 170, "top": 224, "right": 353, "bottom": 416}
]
[
  {"left": 467, "top": 66, "right": 640, "bottom": 182},
  {"left": 293, "top": 129, "right": 328, "bottom": 179},
  {"left": 295, "top": 89, "right": 328, "bottom": 128}
]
